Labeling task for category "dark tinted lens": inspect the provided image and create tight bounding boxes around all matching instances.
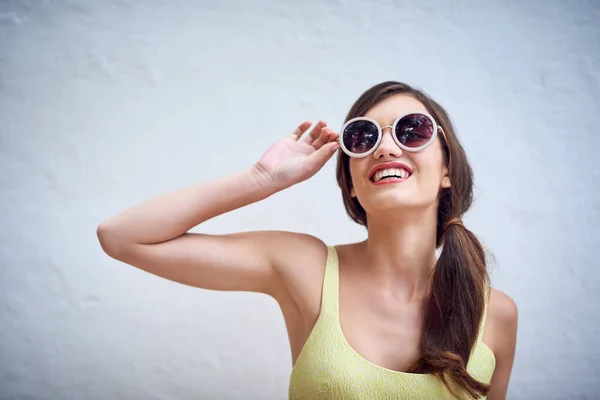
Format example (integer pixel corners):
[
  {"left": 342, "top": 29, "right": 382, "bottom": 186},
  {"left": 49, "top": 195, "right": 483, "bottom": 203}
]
[
  {"left": 395, "top": 114, "right": 434, "bottom": 148},
  {"left": 342, "top": 120, "right": 379, "bottom": 154}
]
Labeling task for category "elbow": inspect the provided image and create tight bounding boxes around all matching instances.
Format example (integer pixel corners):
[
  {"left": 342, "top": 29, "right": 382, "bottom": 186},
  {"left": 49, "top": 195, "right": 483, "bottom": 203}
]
[{"left": 97, "top": 221, "right": 126, "bottom": 259}]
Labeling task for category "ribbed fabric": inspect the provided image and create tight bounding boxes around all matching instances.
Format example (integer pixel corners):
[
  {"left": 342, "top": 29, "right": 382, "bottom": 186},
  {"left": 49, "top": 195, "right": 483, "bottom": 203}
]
[{"left": 288, "top": 246, "right": 496, "bottom": 400}]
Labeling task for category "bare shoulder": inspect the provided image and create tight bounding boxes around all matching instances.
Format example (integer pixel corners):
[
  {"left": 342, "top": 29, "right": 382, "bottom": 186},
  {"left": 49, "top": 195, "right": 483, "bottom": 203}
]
[
  {"left": 267, "top": 230, "right": 329, "bottom": 277},
  {"left": 488, "top": 288, "right": 519, "bottom": 327},
  {"left": 485, "top": 289, "right": 518, "bottom": 397},
  {"left": 268, "top": 230, "right": 328, "bottom": 263},
  {"left": 266, "top": 231, "right": 330, "bottom": 306},
  {"left": 483, "top": 288, "right": 519, "bottom": 366}
]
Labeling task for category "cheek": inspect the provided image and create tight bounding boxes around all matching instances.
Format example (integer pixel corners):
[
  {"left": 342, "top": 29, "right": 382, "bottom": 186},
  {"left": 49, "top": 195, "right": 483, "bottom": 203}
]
[
  {"left": 349, "top": 160, "right": 368, "bottom": 191},
  {"left": 417, "top": 168, "right": 443, "bottom": 189},
  {"left": 413, "top": 155, "right": 446, "bottom": 189}
]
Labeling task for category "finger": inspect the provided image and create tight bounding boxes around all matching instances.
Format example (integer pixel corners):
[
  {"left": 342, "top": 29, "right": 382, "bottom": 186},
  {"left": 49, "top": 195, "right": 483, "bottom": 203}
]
[
  {"left": 291, "top": 121, "right": 313, "bottom": 141},
  {"left": 328, "top": 131, "right": 340, "bottom": 142},
  {"left": 307, "top": 140, "right": 340, "bottom": 167},
  {"left": 311, "top": 127, "right": 331, "bottom": 149},
  {"left": 303, "top": 120, "right": 327, "bottom": 145}
]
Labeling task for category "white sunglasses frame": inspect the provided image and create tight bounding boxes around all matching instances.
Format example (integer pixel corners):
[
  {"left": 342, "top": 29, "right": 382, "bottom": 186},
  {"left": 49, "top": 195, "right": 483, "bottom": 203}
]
[{"left": 337, "top": 112, "right": 445, "bottom": 158}]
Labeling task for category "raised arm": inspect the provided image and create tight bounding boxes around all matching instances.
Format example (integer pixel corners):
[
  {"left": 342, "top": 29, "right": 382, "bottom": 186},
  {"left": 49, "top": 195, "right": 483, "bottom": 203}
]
[{"left": 96, "top": 120, "right": 339, "bottom": 299}]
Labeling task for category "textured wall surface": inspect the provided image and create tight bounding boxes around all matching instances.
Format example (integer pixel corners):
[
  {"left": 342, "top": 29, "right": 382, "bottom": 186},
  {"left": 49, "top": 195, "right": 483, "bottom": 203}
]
[{"left": 1, "top": 0, "right": 599, "bottom": 399}]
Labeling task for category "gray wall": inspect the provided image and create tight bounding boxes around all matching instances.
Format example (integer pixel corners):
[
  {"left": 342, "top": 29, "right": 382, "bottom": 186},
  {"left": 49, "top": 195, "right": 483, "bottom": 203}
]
[{"left": 1, "top": 0, "right": 599, "bottom": 399}]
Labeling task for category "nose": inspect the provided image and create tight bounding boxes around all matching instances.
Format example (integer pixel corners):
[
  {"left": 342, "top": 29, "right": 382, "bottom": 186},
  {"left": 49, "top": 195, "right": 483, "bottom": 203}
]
[{"left": 372, "top": 126, "right": 403, "bottom": 159}]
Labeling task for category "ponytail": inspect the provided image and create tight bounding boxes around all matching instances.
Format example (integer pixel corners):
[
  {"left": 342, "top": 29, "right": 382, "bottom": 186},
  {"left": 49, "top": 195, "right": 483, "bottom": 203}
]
[{"left": 405, "top": 217, "right": 491, "bottom": 399}]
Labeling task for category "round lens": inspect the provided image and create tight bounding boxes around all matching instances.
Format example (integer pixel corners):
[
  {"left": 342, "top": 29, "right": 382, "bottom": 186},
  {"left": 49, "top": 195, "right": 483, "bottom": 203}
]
[
  {"left": 395, "top": 114, "right": 434, "bottom": 148},
  {"left": 342, "top": 120, "right": 379, "bottom": 155}
]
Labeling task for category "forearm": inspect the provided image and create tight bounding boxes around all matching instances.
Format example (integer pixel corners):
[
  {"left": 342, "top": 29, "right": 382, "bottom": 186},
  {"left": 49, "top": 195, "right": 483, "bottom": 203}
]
[{"left": 97, "top": 166, "right": 276, "bottom": 247}]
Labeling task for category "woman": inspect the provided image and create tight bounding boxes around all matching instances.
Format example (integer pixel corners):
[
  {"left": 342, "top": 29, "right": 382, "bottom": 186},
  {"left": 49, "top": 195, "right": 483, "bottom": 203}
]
[{"left": 97, "top": 81, "right": 518, "bottom": 399}]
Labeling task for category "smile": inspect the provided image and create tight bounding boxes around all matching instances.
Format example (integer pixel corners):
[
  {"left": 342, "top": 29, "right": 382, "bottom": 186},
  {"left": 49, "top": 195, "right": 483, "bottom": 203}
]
[{"left": 370, "top": 167, "right": 412, "bottom": 185}]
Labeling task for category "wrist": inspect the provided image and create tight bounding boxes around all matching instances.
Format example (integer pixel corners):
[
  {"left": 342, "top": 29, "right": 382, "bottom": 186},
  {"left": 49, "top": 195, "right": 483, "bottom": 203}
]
[{"left": 248, "top": 164, "right": 282, "bottom": 196}]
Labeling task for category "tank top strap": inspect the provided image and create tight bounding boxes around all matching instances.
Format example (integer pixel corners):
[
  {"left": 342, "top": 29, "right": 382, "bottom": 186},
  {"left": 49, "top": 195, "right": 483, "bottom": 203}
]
[{"left": 319, "top": 245, "right": 340, "bottom": 315}]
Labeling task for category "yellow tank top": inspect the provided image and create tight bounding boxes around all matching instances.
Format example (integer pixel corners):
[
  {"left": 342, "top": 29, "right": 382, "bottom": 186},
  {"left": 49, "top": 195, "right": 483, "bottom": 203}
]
[{"left": 288, "top": 246, "right": 496, "bottom": 400}]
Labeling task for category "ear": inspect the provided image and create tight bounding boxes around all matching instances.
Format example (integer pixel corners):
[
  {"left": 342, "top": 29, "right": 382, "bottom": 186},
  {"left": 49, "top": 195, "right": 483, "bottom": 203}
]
[
  {"left": 441, "top": 168, "right": 451, "bottom": 189},
  {"left": 350, "top": 182, "right": 356, "bottom": 198}
]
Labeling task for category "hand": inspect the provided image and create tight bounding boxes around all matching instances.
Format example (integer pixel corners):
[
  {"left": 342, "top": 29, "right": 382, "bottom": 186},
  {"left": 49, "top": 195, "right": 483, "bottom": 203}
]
[{"left": 253, "top": 121, "right": 340, "bottom": 191}]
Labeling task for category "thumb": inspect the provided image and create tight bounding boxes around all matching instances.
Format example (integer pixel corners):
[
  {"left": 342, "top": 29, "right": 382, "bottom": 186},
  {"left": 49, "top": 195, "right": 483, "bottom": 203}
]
[{"left": 307, "top": 141, "right": 340, "bottom": 168}]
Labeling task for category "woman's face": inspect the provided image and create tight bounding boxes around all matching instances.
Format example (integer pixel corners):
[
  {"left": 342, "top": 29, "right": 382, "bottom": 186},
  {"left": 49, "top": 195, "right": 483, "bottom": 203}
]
[{"left": 348, "top": 94, "right": 451, "bottom": 217}]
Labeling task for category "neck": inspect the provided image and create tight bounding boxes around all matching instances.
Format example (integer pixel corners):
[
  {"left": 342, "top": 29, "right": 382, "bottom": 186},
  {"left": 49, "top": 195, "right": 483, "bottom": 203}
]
[{"left": 360, "top": 207, "right": 439, "bottom": 302}]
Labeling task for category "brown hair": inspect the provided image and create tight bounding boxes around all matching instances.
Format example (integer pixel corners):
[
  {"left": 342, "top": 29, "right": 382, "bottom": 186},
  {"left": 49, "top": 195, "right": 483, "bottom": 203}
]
[{"left": 336, "top": 81, "right": 491, "bottom": 399}]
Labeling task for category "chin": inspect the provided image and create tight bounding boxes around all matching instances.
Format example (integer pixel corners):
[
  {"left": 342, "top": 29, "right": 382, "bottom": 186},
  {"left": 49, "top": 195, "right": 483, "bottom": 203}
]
[{"left": 362, "top": 196, "right": 425, "bottom": 214}]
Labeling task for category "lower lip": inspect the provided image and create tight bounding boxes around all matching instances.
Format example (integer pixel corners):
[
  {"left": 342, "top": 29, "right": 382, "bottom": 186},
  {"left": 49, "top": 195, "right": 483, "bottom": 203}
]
[{"left": 371, "top": 176, "right": 411, "bottom": 185}]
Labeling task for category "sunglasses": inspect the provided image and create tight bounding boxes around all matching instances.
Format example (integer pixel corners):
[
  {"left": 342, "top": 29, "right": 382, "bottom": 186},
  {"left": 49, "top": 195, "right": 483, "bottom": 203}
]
[{"left": 337, "top": 112, "right": 443, "bottom": 158}]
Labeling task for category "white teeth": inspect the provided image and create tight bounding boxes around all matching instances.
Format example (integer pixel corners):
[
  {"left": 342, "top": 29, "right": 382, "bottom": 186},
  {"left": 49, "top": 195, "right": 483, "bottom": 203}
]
[{"left": 373, "top": 167, "right": 411, "bottom": 183}]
